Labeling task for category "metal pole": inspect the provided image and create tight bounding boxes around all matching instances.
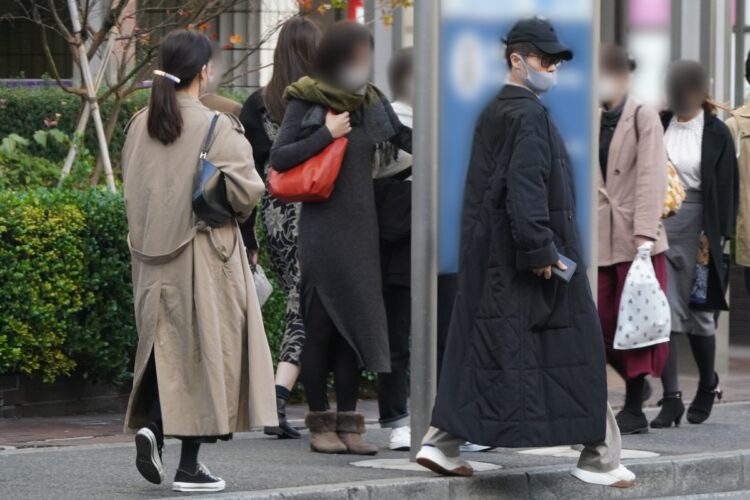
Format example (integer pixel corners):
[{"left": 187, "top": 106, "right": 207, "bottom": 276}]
[
  {"left": 392, "top": 7, "right": 403, "bottom": 51},
  {"left": 66, "top": 0, "right": 116, "bottom": 193},
  {"left": 734, "top": 0, "right": 746, "bottom": 108},
  {"left": 670, "top": 0, "right": 682, "bottom": 60},
  {"left": 409, "top": 0, "right": 439, "bottom": 461},
  {"left": 60, "top": 30, "right": 115, "bottom": 186},
  {"left": 589, "top": 0, "right": 601, "bottom": 293}
]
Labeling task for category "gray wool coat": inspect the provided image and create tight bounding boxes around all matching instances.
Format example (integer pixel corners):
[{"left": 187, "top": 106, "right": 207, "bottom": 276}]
[{"left": 270, "top": 97, "right": 411, "bottom": 372}]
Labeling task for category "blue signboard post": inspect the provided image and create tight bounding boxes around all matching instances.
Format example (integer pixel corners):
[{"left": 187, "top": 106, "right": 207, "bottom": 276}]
[{"left": 439, "top": 0, "right": 597, "bottom": 274}]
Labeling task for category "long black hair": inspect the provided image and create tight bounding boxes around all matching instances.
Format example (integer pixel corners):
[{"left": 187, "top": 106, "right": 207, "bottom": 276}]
[
  {"left": 263, "top": 17, "right": 321, "bottom": 124},
  {"left": 147, "top": 30, "right": 213, "bottom": 145},
  {"left": 313, "top": 20, "right": 373, "bottom": 83}
]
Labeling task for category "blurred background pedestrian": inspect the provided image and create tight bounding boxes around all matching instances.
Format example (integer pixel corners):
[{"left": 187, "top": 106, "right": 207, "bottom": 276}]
[
  {"left": 374, "top": 46, "right": 414, "bottom": 452},
  {"left": 654, "top": 60, "right": 738, "bottom": 429},
  {"left": 724, "top": 49, "right": 750, "bottom": 321},
  {"left": 239, "top": 16, "right": 322, "bottom": 441},
  {"left": 595, "top": 44, "right": 670, "bottom": 435}
]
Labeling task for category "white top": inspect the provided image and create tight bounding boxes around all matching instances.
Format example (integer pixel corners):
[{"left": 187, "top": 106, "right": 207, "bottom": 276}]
[
  {"left": 664, "top": 112, "right": 704, "bottom": 191},
  {"left": 391, "top": 100, "right": 413, "bottom": 128}
]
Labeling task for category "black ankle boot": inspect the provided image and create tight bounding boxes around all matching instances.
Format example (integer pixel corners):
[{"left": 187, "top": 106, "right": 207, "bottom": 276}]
[
  {"left": 650, "top": 392, "right": 685, "bottom": 428},
  {"left": 615, "top": 409, "right": 649, "bottom": 435},
  {"left": 687, "top": 373, "right": 722, "bottom": 424},
  {"left": 264, "top": 396, "right": 301, "bottom": 439}
]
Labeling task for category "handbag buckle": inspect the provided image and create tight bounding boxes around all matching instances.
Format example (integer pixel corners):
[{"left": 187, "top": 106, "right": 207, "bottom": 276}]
[{"left": 199, "top": 151, "right": 208, "bottom": 159}]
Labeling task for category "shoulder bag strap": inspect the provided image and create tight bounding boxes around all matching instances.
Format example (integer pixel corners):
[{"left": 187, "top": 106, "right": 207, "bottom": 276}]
[
  {"left": 633, "top": 104, "right": 642, "bottom": 142},
  {"left": 200, "top": 112, "right": 221, "bottom": 159}
]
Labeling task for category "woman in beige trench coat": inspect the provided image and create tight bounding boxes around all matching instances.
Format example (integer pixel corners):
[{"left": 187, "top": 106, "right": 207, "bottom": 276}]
[{"left": 121, "top": 31, "right": 276, "bottom": 493}]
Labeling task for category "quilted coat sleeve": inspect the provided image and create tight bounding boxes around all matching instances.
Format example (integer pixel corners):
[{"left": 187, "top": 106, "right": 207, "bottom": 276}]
[
  {"left": 505, "top": 109, "right": 558, "bottom": 270},
  {"left": 210, "top": 113, "right": 265, "bottom": 222}
]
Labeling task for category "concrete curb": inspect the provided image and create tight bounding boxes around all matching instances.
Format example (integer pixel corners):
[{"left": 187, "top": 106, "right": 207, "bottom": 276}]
[{"left": 183, "top": 449, "right": 750, "bottom": 500}]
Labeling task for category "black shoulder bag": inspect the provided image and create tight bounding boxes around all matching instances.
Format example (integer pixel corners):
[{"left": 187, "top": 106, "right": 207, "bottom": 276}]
[{"left": 192, "top": 113, "right": 235, "bottom": 227}]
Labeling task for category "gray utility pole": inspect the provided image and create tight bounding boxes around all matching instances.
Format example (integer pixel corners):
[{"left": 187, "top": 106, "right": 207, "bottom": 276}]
[
  {"left": 734, "top": 0, "right": 746, "bottom": 108},
  {"left": 409, "top": 0, "right": 439, "bottom": 460},
  {"left": 65, "top": 0, "right": 117, "bottom": 193}
]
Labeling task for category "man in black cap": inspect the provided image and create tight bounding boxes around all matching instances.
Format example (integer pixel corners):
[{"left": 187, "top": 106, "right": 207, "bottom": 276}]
[{"left": 415, "top": 17, "right": 635, "bottom": 488}]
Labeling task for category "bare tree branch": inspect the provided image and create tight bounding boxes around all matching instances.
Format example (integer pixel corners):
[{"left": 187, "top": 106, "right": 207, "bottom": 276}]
[
  {"left": 33, "top": 3, "right": 85, "bottom": 97},
  {"left": 45, "top": 0, "right": 73, "bottom": 40}
]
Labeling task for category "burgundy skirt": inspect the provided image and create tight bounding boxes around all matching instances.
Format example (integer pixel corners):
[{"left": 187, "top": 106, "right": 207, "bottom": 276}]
[{"left": 598, "top": 253, "right": 670, "bottom": 379}]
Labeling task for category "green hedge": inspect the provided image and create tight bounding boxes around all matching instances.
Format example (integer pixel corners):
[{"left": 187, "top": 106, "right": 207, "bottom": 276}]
[
  {"left": 0, "top": 192, "right": 290, "bottom": 384},
  {"left": 254, "top": 226, "right": 287, "bottom": 368},
  {"left": 0, "top": 90, "right": 289, "bottom": 386},
  {"left": 0, "top": 187, "right": 288, "bottom": 384},
  {"left": 0, "top": 86, "right": 149, "bottom": 164},
  {"left": 0, "top": 150, "right": 92, "bottom": 191},
  {"left": 0, "top": 188, "right": 135, "bottom": 383}
]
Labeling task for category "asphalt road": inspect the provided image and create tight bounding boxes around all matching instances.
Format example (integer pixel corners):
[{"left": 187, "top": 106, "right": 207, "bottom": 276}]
[{"left": 3, "top": 403, "right": 750, "bottom": 499}]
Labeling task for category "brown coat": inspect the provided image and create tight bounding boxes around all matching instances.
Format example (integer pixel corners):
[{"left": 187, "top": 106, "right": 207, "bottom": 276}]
[
  {"left": 598, "top": 97, "right": 669, "bottom": 267},
  {"left": 724, "top": 105, "right": 750, "bottom": 267},
  {"left": 122, "top": 93, "right": 276, "bottom": 436}
]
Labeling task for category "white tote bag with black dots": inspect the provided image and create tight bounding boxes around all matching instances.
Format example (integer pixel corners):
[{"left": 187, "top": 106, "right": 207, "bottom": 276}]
[{"left": 614, "top": 242, "right": 671, "bottom": 350}]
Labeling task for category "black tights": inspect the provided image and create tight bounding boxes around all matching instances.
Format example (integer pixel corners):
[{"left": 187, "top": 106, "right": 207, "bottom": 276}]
[
  {"left": 143, "top": 353, "right": 201, "bottom": 473},
  {"left": 624, "top": 374, "right": 646, "bottom": 414},
  {"left": 660, "top": 334, "right": 717, "bottom": 394},
  {"left": 607, "top": 359, "right": 646, "bottom": 413},
  {"left": 301, "top": 292, "right": 360, "bottom": 412}
]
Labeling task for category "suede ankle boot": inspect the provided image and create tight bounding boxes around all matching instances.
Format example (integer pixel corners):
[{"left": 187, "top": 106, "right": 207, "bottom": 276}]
[
  {"left": 305, "top": 411, "right": 347, "bottom": 454},
  {"left": 336, "top": 412, "right": 378, "bottom": 456}
]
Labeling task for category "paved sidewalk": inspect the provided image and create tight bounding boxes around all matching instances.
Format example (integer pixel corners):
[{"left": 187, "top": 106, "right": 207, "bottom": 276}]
[
  {"left": 3, "top": 402, "right": 750, "bottom": 499},
  {"left": 2, "top": 346, "right": 750, "bottom": 498},
  {"left": 5, "top": 347, "right": 750, "bottom": 448}
]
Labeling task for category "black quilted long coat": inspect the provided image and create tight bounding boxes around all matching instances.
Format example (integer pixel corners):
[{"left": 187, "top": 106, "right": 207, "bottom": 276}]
[{"left": 431, "top": 85, "right": 608, "bottom": 447}]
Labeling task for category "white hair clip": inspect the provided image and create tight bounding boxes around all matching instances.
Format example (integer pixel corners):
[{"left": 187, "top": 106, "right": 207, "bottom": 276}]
[{"left": 153, "top": 70, "right": 181, "bottom": 84}]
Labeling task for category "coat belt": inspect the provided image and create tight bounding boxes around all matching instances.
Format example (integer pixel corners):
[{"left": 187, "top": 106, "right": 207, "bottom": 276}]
[{"left": 128, "top": 222, "right": 238, "bottom": 265}]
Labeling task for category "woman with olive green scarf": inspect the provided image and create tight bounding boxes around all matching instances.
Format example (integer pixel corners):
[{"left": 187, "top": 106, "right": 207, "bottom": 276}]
[{"left": 270, "top": 21, "right": 411, "bottom": 455}]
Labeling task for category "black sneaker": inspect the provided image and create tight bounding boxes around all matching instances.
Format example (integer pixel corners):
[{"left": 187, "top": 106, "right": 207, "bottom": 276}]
[
  {"left": 135, "top": 426, "right": 164, "bottom": 484},
  {"left": 172, "top": 463, "right": 226, "bottom": 492}
]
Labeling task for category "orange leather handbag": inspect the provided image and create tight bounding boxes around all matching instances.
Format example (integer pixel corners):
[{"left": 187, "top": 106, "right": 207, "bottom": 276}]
[{"left": 268, "top": 136, "right": 348, "bottom": 202}]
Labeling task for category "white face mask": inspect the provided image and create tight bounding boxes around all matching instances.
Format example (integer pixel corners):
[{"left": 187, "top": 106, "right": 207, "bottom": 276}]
[
  {"left": 599, "top": 75, "right": 622, "bottom": 104},
  {"left": 339, "top": 65, "right": 370, "bottom": 92}
]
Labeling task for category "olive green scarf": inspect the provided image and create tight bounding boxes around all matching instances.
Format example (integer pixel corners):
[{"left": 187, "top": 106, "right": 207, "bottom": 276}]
[{"left": 283, "top": 76, "right": 383, "bottom": 113}]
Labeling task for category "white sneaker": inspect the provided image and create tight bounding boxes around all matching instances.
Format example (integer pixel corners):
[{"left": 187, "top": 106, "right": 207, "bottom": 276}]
[
  {"left": 610, "top": 464, "right": 636, "bottom": 482},
  {"left": 571, "top": 465, "right": 636, "bottom": 488},
  {"left": 416, "top": 445, "right": 474, "bottom": 477},
  {"left": 460, "top": 442, "right": 494, "bottom": 452},
  {"left": 389, "top": 425, "right": 411, "bottom": 451}
]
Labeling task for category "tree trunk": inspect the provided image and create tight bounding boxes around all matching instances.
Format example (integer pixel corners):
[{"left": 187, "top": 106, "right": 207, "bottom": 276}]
[{"left": 89, "top": 95, "right": 123, "bottom": 186}]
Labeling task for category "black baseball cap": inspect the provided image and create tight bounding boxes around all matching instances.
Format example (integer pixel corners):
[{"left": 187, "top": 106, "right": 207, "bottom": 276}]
[{"left": 503, "top": 17, "right": 573, "bottom": 61}]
